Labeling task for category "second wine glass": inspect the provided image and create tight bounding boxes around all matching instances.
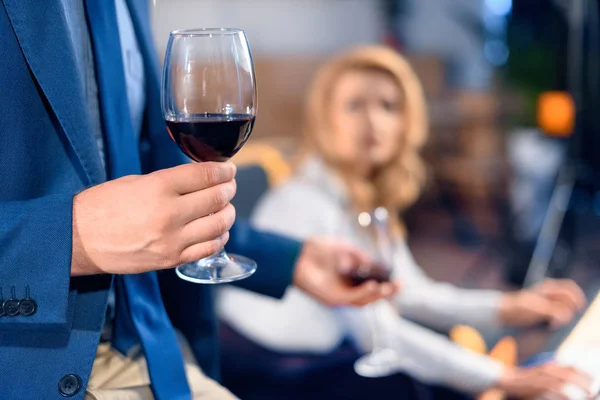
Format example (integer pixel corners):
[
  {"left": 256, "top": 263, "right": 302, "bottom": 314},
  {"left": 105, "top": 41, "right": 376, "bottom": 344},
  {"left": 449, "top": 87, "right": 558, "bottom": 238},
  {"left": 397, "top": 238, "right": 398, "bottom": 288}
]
[
  {"left": 351, "top": 207, "right": 403, "bottom": 378},
  {"left": 162, "top": 28, "right": 257, "bottom": 284}
]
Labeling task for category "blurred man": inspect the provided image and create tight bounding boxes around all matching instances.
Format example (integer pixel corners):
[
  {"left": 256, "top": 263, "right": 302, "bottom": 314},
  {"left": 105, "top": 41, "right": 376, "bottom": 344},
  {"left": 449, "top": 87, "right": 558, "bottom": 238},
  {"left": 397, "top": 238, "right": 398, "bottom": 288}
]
[{"left": 0, "top": 0, "right": 397, "bottom": 399}]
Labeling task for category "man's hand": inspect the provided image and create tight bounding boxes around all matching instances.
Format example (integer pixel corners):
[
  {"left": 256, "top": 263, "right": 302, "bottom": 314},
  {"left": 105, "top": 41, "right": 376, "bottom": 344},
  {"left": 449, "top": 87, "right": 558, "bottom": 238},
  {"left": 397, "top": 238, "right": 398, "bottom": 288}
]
[
  {"left": 499, "top": 279, "right": 586, "bottom": 328},
  {"left": 71, "top": 162, "right": 237, "bottom": 276},
  {"left": 495, "top": 364, "right": 593, "bottom": 400},
  {"left": 292, "top": 237, "right": 400, "bottom": 307}
]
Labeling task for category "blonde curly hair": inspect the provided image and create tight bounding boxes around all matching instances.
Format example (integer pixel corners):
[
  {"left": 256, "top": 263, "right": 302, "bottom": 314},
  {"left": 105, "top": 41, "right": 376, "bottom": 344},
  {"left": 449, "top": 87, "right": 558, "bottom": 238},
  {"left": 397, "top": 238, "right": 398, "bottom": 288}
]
[{"left": 299, "top": 45, "right": 428, "bottom": 219}]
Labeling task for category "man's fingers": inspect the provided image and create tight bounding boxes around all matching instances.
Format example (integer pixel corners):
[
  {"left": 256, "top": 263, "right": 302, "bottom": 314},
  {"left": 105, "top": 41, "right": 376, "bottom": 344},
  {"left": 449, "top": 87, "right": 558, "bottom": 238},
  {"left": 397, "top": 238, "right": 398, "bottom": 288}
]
[
  {"left": 178, "top": 232, "right": 230, "bottom": 265},
  {"left": 337, "top": 281, "right": 381, "bottom": 307},
  {"left": 179, "top": 203, "right": 236, "bottom": 248},
  {"left": 382, "top": 281, "right": 401, "bottom": 297},
  {"left": 336, "top": 246, "right": 372, "bottom": 275},
  {"left": 160, "top": 162, "right": 236, "bottom": 195},
  {"left": 177, "top": 180, "right": 236, "bottom": 223}
]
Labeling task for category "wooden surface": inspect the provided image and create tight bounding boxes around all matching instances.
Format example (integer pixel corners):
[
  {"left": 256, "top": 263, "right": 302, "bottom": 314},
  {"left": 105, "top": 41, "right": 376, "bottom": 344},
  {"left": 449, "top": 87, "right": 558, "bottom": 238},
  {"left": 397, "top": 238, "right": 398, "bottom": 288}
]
[{"left": 251, "top": 54, "right": 446, "bottom": 140}]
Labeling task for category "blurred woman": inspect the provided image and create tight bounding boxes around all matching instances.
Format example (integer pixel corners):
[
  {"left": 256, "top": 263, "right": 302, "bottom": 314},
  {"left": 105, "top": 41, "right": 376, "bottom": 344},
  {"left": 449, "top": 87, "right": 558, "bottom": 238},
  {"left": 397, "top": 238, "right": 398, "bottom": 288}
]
[{"left": 218, "top": 46, "right": 589, "bottom": 399}]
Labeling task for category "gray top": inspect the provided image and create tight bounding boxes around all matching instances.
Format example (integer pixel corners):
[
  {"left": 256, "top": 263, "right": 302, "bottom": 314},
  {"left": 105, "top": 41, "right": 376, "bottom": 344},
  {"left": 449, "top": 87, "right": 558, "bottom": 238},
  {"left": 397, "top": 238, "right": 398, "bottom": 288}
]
[{"left": 218, "top": 156, "right": 505, "bottom": 394}]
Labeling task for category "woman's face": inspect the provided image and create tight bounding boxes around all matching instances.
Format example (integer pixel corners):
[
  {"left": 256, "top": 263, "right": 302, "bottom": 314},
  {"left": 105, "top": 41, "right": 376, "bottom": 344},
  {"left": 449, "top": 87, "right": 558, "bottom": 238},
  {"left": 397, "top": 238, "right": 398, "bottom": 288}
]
[{"left": 328, "top": 68, "right": 405, "bottom": 175}]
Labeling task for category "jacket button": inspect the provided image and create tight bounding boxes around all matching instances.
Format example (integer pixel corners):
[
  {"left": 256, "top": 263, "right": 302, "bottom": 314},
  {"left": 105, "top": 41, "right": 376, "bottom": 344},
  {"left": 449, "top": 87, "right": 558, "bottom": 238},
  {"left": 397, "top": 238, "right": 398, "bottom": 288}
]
[
  {"left": 3, "top": 299, "right": 19, "bottom": 316},
  {"left": 58, "top": 374, "right": 81, "bottom": 397},
  {"left": 19, "top": 298, "right": 37, "bottom": 316}
]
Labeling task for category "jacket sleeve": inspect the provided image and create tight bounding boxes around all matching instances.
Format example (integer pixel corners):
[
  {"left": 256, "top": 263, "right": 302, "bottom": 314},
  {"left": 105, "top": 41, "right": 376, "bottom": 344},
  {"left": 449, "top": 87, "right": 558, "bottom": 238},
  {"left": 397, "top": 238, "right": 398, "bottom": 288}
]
[
  {"left": 0, "top": 194, "right": 75, "bottom": 331},
  {"left": 225, "top": 180, "right": 338, "bottom": 299},
  {"left": 226, "top": 219, "right": 302, "bottom": 299}
]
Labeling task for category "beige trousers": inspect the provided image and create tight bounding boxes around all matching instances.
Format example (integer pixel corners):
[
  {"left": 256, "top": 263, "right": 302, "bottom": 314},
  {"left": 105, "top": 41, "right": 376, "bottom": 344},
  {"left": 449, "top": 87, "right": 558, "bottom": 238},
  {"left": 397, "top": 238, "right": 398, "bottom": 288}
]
[{"left": 85, "top": 334, "right": 238, "bottom": 400}]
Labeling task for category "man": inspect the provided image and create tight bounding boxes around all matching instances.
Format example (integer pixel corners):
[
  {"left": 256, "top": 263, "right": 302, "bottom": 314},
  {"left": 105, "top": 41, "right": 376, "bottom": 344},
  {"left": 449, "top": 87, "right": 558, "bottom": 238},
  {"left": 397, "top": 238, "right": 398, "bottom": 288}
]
[{"left": 0, "top": 1, "right": 397, "bottom": 399}]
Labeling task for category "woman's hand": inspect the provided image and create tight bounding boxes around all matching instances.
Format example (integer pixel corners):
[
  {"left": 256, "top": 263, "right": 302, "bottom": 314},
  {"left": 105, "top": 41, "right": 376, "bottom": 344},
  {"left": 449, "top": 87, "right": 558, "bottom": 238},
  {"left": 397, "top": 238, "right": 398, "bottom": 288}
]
[
  {"left": 499, "top": 279, "right": 586, "bottom": 329},
  {"left": 495, "top": 364, "right": 593, "bottom": 399}
]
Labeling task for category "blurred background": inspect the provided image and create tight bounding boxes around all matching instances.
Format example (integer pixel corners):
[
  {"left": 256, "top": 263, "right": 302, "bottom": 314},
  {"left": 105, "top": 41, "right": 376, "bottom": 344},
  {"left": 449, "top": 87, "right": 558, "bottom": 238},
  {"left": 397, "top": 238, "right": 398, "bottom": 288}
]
[{"left": 152, "top": 0, "right": 600, "bottom": 369}]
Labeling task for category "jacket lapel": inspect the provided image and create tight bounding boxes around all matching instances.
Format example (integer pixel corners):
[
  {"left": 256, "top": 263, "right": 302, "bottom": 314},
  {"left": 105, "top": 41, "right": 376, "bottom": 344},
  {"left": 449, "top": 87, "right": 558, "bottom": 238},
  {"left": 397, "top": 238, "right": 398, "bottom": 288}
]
[{"left": 3, "top": 0, "right": 105, "bottom": 185}]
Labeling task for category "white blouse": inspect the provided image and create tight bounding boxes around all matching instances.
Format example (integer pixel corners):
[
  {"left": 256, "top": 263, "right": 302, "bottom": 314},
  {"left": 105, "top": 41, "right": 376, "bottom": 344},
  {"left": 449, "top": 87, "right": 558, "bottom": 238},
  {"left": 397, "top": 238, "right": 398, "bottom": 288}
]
[{"left": 217, "top": 157, "right": 505, "bottom": 394}]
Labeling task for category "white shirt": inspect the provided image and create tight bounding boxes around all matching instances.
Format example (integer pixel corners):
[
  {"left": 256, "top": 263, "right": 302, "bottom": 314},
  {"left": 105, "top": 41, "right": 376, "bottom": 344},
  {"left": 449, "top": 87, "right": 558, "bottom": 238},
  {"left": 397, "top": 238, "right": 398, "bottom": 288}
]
[{"left": 217, "top": 156, "right": 505, "bottom": 394}]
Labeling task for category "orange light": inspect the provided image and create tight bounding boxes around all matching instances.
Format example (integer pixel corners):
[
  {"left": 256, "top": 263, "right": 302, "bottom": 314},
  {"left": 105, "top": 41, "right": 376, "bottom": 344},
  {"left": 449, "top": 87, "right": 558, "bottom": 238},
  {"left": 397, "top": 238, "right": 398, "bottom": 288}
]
[{"left": 537, "top": 91, "right": 575, "bottom": 137}]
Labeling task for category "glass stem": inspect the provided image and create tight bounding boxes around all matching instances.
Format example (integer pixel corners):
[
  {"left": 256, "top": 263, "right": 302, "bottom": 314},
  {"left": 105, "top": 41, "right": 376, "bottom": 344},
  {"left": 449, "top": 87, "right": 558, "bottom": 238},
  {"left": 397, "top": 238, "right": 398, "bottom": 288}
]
[
  {"left": 199, "top": 248, "right": 229, "bottom": 280},
  {"left": 368, "top": 301, "right": 384, "bottom": 353},
  {"left": 211, "top": 248, "right": 228, "bottom": 260}
]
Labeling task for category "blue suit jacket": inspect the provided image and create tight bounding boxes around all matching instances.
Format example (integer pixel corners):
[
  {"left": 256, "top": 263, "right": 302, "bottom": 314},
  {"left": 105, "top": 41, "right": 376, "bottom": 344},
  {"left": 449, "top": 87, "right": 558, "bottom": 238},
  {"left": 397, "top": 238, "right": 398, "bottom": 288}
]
[{"left": 0, "top": 1, "right": 300, "bottom": 398}]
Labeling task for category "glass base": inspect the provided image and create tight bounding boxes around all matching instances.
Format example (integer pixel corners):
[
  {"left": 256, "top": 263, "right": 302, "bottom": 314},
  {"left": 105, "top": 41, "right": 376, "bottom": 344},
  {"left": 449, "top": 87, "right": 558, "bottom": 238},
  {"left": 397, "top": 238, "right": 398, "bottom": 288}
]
[
  {"left": 175, "top": 250, "right": 257, "bottom": 284},
  {"left": 354, "top": 348, "right": 401, "bottom": 378}
]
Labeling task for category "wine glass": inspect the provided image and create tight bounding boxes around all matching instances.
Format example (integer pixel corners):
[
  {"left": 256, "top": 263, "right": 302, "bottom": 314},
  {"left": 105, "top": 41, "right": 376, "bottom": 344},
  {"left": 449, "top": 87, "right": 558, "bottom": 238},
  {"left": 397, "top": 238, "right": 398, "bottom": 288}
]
[
  {"left": 350, "top": 207, "right": 403, "bottom": 378},
  {"left": 161, "top": 28, "right": 257, "bottom": 284}
]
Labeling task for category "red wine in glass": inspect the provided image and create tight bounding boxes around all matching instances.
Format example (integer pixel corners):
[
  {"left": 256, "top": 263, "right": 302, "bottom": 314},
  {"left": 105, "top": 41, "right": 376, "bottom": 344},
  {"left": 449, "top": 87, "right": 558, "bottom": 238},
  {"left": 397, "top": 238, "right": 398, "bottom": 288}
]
[
  {"left": 166, "top": 113, "right": 255, "bottom": 162},
  {"left": 348, "top": 261, "right": 392, "bottom": 286}
]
